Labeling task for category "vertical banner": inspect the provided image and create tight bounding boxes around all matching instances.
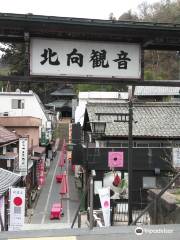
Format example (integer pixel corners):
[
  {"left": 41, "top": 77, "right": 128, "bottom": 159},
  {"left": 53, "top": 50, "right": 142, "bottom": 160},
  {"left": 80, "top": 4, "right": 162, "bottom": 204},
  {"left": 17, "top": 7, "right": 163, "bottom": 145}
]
[
  {"left": 0, "top": 196, "right": 5, "bottom": 231},
  {"left": 9, "top": 187, "right": 25, "bottom": 231},
  {"left": 37, "top": 159, "right": 45, "bottom": 186},
  {"left": 98, "top": 187, "right": 110, "bottom": 227},
  {"left": 19, "top": 138, "right": 28, "bottom": 176}
]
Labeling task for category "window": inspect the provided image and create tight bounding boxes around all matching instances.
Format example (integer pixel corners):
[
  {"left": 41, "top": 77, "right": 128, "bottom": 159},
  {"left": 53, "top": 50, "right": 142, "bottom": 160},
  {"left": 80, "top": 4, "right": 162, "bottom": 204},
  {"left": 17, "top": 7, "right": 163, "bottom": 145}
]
[
  {"left": 12, "top": 99, "right": 25, "bottom": 109},
  {"left": 137, "top": 143, "right": 148, "bottom": 147},
  {"left": 149, "top": 143, "right": 161, "bottom": 147}
]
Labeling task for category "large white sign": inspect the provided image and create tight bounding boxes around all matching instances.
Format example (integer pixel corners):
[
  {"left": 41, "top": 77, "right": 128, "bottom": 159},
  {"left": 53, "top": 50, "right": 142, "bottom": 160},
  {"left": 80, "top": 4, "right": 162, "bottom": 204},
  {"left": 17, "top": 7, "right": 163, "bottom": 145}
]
[
  {"left": 9, "top": 187, "right": 25, "bottom": 231},
  {"left": 30, "top": 38, "right": 141, "bottom": 79},
  {"left": 98, "top": 187, "right": 110, "bottom": 227},
  {"left": 19, "top": 138, "right": 28, "bottom": 175}
]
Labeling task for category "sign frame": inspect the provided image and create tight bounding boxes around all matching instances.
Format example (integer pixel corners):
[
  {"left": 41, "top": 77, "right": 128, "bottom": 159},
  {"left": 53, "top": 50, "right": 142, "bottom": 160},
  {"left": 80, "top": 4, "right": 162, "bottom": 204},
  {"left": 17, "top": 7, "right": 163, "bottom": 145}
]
[
  {"left": 9, "top": 187, "right": 25, "bottom": 230},
  {"left": 30, "top": 38, "right": 141, "bottom": 80}
]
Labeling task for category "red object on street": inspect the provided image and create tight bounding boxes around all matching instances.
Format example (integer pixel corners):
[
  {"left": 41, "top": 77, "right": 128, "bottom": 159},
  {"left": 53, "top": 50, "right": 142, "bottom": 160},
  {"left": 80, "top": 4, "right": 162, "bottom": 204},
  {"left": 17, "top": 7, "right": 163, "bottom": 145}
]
[
  {"left": 58, "top": 139, "right": 67, "bottom": 169},
  {"left": 60, "top": 172, "right": 69, "bottom": 195},
  {"left": 39, "top": 175, "right": 45, "bottom": 185},
  {"left": 58, "top": 150, "right": 65, "bottom": 168},
  {"left": 56, "top": 174, "right": 63, "bottom": 183},
  {"left": 50, "top": 203, "right": 62, "bottom": 220}
]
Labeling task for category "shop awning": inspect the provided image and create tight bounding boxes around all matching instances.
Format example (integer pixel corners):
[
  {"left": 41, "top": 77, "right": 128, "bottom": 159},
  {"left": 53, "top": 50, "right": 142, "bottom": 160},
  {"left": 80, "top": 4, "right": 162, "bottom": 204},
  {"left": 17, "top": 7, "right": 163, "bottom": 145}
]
[
  {"left": 33, "top": 146, "right": 46, "bottom": 154},
  {"left": 31, "top": 156, "right": 40, "bottom": 161},
  {"left": 0, "top": 152, "right": 18, "bottom": 160},
  {"left": 0, "top": 168, "right": 21, "bottom": 195}
]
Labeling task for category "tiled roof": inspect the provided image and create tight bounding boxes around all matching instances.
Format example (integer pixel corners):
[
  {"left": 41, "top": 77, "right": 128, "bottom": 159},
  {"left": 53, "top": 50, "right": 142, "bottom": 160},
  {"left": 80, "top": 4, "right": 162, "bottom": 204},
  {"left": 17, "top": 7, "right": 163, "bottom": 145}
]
[
  {"left": 45, "top": 100, "right": 72, "bottom": 108},
  {"left": 0, "top": 126, "right": 18, "bottom": 144},
  {"left": 79, "top": 92, "right": 128, "bottom": 100},
  {"left": 0, "top": 152, "right": 18, "bottom": 160},
  {"left": 0, "top": 168, "right": 21, "bottom": 195},
  {"left": 134, "top": 86, "right": 180, "bottom": 96},
  {"left": 86, "top": 102, "right": 180, "bottom": 138},
  {"left": 50, "top": 85, "right": 76, "bottom": 96},
  {"left": 33, "top": 146, "right": 46, "bottom": 154}
]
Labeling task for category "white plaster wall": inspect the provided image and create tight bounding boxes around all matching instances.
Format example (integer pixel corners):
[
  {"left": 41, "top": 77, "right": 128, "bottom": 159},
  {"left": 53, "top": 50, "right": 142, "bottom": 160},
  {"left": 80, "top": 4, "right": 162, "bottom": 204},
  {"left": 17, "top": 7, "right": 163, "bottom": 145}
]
[{"left": 0, "top": 93, "right": 48, "bottom": 127}]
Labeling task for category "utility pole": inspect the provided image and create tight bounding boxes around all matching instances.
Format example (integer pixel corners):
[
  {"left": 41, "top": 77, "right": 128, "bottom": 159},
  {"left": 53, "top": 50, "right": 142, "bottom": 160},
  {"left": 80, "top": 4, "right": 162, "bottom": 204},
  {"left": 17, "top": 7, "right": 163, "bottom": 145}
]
[
  {"left": 89, "top": 173, "right": 94, "bottom": 229},
  {"left": 128, "top": 86, "right": 133, "bottom": 225}
]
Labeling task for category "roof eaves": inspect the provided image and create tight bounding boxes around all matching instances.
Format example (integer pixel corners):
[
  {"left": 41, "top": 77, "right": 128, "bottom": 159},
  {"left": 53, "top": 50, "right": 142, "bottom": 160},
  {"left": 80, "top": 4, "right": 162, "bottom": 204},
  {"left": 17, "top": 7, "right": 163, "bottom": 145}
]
[{"left": 0, "top": 13, "right": 180, "bottom": 31}]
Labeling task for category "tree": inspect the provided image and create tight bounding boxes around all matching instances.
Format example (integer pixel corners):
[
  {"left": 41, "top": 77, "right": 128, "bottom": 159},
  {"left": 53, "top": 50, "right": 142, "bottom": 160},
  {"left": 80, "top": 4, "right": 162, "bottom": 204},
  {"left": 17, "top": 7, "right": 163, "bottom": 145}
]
[
  {"left": 137, "top": 0, "right": 180, "bottom": 80},
  {"left": 109, "top": 12, "right": 116, "bottom": 20},
  {"left": 118, "top": 10, "right": 139, "bottom": 21},
  {"left": 0, "top": 43, "right": 25, "bottom": 75},
  {"left": 0, "top": 42, "right": 60, "bottom": 102}
]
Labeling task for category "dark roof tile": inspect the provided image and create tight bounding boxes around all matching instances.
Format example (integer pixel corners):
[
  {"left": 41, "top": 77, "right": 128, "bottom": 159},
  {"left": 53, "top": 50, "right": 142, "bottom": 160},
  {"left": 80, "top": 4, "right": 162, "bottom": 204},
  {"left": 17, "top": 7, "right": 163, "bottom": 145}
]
[
  {"left": 86, "top": 102, "right": 180, "bottom": 138},
  {"left": 0, "top": 126, "right": 18, "bottom": 144}
]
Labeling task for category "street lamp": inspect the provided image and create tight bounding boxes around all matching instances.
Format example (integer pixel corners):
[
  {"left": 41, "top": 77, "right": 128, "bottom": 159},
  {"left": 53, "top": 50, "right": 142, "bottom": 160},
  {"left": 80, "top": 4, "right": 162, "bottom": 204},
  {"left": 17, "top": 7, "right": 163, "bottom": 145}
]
[
  {"left": 128, "top": 90, "right": 133, "bottom": 225},
  {"left": 90, "top": 121, "right": 106, "bottom": 135},
  {"left": 89, "top": 169, "right": 96, "bottom": 229}
]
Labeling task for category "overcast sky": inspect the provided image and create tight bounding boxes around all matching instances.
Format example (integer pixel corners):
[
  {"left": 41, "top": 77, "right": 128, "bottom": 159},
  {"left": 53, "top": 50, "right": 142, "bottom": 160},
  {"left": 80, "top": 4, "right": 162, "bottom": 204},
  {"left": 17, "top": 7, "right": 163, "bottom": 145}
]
[{"left": 0, "top": 0, "right": 161, "bottom": 19}]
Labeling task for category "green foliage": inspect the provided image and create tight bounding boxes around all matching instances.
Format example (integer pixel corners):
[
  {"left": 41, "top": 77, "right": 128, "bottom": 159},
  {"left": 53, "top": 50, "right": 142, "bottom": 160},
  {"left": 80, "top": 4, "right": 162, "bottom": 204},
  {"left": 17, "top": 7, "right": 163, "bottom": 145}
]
[
  {"left": 118, "top": 0, "right": 180, "bottom": 81},
  {"left": 118, "top": 10, "right": 138, "bottom": 21},
  {"left": 74, "top": 84, "right": 128, "bottom": 93},
  {"left": 0, "top": 43, "right": 25, "bottom": 75},
  {"left": 0, "top": 66, "right": 10, "bottom": 76},
  {"left": 74, "top": 84, "right": 113, "bottom": 92}
]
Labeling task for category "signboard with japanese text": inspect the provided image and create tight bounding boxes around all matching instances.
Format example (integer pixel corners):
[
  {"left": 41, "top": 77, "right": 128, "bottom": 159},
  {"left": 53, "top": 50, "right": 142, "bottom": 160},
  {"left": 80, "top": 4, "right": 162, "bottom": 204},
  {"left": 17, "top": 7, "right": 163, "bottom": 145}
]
[
  {"left": 9, "top": 187, "right": 25, "bottom": 231},
  {"left": 30, "top": 38, "right": 141, "bottom": 79},
  {"left": 18, "top": 138, "right": 28, "bottom": 176}
]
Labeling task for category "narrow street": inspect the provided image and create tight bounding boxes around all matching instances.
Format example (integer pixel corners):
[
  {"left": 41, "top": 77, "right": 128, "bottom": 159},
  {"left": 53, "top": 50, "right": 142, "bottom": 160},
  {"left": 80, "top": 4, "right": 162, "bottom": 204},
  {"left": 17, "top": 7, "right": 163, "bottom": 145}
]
[{"left": 23, "top": 150, "right": 80, "bottom": 230}]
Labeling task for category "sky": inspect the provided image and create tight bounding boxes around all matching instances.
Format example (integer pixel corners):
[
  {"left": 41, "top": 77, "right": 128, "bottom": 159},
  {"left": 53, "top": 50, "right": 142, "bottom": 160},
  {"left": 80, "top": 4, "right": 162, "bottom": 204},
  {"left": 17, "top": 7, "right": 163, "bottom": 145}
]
[{"left": 0, "top": 0, "right": 161, "bottom": 19}]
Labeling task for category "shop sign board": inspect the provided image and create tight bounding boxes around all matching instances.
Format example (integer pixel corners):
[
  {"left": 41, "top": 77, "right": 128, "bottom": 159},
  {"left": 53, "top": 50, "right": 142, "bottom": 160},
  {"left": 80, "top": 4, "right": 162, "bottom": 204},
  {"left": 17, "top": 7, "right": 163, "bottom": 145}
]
[
  {"left": 30, "top": 38, "right": 141, "bottom": 79},
  {"left": 108, "top": 151, "right": 124, "bottom": 168},
  {"left": 9, "top": 187, "right": 25, "bottom": 231},
  {"left": 18, "top": 138, "right": 28, "bottom": 175}
]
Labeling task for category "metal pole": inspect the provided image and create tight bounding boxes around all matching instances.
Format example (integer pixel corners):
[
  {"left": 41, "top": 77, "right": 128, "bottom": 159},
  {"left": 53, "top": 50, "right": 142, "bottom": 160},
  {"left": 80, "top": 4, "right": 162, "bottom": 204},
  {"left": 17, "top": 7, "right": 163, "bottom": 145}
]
[
  {"left": 78, "top": 212, "right": 81, "bottom": 228},
  {"left": 154, "top": 198, "right": 158, "bottom": 224},
  {"left": 65, "top": 140, "right": 69, "bottom": 199},
  {"left": 89, "top": 174, "right": 94, "bottom": 229},
  {"left": 128, "top": 86, "right": 133, "bottom": 225}
]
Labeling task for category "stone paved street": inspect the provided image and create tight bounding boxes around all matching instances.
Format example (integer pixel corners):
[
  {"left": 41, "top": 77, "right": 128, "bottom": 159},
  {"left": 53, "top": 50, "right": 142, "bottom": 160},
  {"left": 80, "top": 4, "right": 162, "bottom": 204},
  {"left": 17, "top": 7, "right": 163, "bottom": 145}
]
[{"left": 23, "top": 151, "right": 81, "bottom": 229}]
